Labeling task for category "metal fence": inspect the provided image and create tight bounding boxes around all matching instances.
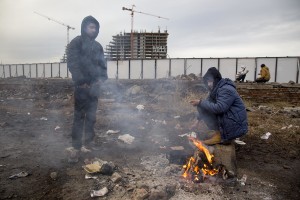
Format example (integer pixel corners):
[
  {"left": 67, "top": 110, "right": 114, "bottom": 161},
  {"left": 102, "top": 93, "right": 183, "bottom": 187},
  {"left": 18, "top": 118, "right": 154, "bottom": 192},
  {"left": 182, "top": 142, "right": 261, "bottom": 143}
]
[{"left": 1, "top": 57, "right": 299, "bottom": 83}]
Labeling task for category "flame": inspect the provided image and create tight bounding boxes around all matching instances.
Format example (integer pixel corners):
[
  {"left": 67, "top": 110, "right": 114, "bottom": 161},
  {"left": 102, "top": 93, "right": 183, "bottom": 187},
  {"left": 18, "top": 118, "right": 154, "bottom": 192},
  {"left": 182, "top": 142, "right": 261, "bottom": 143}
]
[{"left": 182, "top": 137, "right": 219, "bottom": 181}]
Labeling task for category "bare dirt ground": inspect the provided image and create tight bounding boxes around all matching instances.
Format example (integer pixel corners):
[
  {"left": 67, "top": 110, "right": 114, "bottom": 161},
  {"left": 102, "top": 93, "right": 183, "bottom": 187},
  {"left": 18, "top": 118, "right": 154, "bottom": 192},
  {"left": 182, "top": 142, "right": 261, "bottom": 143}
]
[{"left": 0, "top": 78, "right": 299, "bottom": 200}]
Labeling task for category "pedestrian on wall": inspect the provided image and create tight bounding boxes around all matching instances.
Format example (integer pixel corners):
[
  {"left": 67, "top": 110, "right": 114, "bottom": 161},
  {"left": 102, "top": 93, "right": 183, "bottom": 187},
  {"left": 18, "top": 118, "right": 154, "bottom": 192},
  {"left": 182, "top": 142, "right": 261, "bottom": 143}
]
[
  {"left": 255, "top": 64, "right": 270, "bottom": 83},
  {"left": 190, "top": 67, "right": 248, "bottom": 145},
  {"left": 235, "top": 65, "right": 249, "bottom": 82},
  {"left": 66, "top": 16, "right": 107, "bottom": 162}
]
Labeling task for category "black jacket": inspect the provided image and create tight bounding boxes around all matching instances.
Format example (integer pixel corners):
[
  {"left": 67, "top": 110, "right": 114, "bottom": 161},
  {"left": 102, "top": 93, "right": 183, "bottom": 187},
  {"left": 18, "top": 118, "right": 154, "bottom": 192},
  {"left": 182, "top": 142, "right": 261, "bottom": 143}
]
[{"left": 67, "top": 16, "right": 107, "bottom": 86}]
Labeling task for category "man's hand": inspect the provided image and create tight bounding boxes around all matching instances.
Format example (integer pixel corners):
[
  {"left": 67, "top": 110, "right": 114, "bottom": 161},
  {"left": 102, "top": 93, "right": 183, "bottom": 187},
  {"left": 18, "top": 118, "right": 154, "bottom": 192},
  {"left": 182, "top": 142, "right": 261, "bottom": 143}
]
[{"left": 190, "top": 99, "right": 201, "bottom": 106}]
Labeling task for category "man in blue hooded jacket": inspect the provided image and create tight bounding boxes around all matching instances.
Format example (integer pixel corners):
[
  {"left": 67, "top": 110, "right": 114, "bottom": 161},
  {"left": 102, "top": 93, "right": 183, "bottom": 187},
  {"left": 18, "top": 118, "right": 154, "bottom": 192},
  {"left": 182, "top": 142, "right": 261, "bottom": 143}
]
[
  {"left": 190, "top": 67, "right": 248, "bottom": 145},
  {"left": 66, "top": 16, "right": 107, "bottom": 162}
]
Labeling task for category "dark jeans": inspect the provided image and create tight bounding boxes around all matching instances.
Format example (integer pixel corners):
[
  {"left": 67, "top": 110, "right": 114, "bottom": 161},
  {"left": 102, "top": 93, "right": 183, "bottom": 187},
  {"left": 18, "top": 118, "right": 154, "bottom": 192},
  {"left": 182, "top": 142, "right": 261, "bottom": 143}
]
[
  {"left": 72, "top": 87, "right": 98, "bottom": 149},
  {"left": 236, "top": 74, "right": 246, "bottom": 82}
]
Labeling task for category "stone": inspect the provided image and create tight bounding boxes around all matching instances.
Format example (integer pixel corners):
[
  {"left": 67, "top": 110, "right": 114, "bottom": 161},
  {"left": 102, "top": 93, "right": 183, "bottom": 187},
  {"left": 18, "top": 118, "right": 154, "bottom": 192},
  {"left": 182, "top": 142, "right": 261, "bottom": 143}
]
[
  {"left": 212, "top": 143, "right": 237, "bottom": 176},
  {"left": 110, "top": 172, "right": 122, "bottom": 183},
  {"left": 148, "top": 186, "right": 168, "bottom": 200},
  {"left": 132, "top": 188, "right": 149, "bottom": 200},
  {"left": 50, "top": 172, "right": 57, "bottom": 180},
  {"left": 126, "top": 85, "right": 142, "bottom": 95}
]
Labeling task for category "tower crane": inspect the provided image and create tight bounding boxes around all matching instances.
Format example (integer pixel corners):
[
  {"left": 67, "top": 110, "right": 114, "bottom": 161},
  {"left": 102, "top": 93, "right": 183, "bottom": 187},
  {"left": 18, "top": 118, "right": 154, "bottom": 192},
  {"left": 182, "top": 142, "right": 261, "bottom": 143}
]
[
  {"left": 122, "top": 5, "right": 169, "bottom": 58},
  {"left": 34, "top": 11, "right": 75, "bottom": 62}
]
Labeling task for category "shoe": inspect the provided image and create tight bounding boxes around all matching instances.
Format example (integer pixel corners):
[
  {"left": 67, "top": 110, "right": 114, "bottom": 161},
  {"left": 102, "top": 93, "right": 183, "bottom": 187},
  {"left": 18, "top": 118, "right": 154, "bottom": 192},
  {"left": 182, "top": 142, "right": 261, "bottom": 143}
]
[
  {"left": 65, "top": 147, "right": 79, "bottom": 163},
  {"left": 203, "top": 131, "right": 221, "bottom": 145}
]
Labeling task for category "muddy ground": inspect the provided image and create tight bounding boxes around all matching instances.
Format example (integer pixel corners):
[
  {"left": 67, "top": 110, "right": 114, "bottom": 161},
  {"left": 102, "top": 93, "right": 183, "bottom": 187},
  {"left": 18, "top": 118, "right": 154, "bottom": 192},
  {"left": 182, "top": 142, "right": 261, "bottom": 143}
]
[{"left": 0, "top": 78, "right": 299, "bottom": 200}]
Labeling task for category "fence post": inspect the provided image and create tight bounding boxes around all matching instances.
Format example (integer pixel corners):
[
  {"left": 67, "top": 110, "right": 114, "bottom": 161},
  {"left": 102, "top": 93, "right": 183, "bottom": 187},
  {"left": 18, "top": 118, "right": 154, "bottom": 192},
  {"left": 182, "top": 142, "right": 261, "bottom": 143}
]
[
  {"left": 128, "top": 59, "right": 131, "bottom": 79},
  {"left": 9, "top": 65, "right": 11, "bottom": 77},
  {"left": 15, "top": 65, "right": 18, "bottom": 77},
  {"left": 275, "top": 57, "right": 278, "bottom": 82},
  {"left": 296, "top": 57, "right": 299, "bottom": 84},
  {"left": 58, "top": 63, "right": 61, "bottom": 78},
  {"left": 235, "top": 58, "right": 238, "bottom": 75},
  {"left": 254, "top": 58, "right": 257, "bottom": 80},
  {"left": 116, "top": 60, "right": 119, "bottom": 79},
  {"left": 169, "top": 58, "right": 171, "bottom": 77},
  {"left": 200, "top": 58, "right": 203, "bottom": 77},
  {"left": 22, "top": 64, "right": 25, "bottom": 76},
  {"left": 36, "top": 64, "right": 38, "bottom": 78},
  {"left": 29, "top": 64, "right": 32, "bottom": 78},
  {"left": 154, "top": 59, "right": 157, "bottom": 79},
  {"left": 2, "top": 65, "right": 5, "bottom": 78},
  {"left": 50, "top": 63, "right": 53, "bottom": 78},
  {"left": 217, "top": 58, "right": 220, "bottom": 70},
  {"left": 43, "top": 63, "right": 45, "bottom": 78},
  {"left": 184, "top": 58, "right": 187, "bottom": 75},
  {"left": 67, "top": 63, "right": 69, "bottom": 78},
  {"left": 141, "top": 59, "right": 144, "bottom": 79}
]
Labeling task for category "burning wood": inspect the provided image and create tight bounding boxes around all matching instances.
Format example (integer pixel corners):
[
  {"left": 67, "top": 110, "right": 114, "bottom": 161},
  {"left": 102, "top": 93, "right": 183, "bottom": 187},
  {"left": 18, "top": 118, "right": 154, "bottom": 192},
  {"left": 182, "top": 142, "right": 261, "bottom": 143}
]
[{"left": 182, "top": 137, "right": 226, "bottom": 183}]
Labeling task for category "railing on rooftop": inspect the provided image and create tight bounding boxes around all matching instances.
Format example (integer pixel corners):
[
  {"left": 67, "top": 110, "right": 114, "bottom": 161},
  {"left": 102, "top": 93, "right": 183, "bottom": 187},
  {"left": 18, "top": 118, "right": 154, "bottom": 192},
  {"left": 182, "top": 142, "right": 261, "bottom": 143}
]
[{"left": 1, "top": 57, "right": 299, "bottom": 83}]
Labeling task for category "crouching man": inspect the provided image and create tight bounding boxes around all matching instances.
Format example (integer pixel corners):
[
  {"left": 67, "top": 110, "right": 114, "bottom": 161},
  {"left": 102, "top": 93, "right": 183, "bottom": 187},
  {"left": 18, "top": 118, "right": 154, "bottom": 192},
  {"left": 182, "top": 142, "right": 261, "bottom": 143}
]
[
  {"left": 66, "top": 16, "right": 108, "bottom": 162},
  {"left": 190, "top": 67, "right": 248, "bottom": 145}
]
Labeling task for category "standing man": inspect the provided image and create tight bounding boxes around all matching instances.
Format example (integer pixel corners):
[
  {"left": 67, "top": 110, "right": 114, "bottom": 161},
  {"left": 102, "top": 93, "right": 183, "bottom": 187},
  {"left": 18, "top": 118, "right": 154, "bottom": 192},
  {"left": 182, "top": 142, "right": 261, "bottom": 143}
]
[
  {"left": 67, "top": 16, "right": 107, "bottom": 162},
  {"left": 190, "top": 67, "right": 248, "bottom": 145},
  {"left": 255, "top": 64, "right": 270, "bottom": 83}
]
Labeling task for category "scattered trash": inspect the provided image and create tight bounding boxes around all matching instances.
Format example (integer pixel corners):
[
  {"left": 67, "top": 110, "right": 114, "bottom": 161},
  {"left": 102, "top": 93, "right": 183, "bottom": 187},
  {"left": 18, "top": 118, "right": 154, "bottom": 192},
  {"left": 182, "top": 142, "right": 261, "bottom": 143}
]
[
  {"left": 261, "top": 132, "right": 272, "bottom": 140},
  {"left": 27, "top": 112, "right": 30, "bottom": 115},
  {"left": 239, "top": 174, "right": 247, "bottom": 186},
  {"left": 81, "top": 146, "right": 91, "bottom": 153},
  {"left": 159, "top": 146, "right": 167, "bottom": 149},
  {"left": 40, "top": 117, "right": 47, "bottom": 121},
  {"left": 178, "top": 132, "right": 197, "bottom": 138},
  {"left": 281, "top": 126, "right": 287, "bottom": 130},
  {"left": 85, "top": 174, "right": 98, "bottom": 179},
  {"left": 54, "top": 126, "right": 60, "bottom": 131},
  {"left": 9, "top": 171, "right": 30, "bottom": 179},
  {"left": 151, "top": 119, "right": 167, "bottom": 125},
  {"left": 0, "top": 122, "right": 9, "bottom": 127},
  {"left": 118, "top": 134, "right": 135, "bottom": 144},
  {"left": 110, "top": 172, "right": 122, "bottom": 183},
  {"left": 283, "top": 165, "right": 291, "bottom": 169},
  {"left": 234, "top": 138, "right": 246, "bottom": 145},
  {"left": 106, "top": 130, "right": 120, "bottom": 134},
  {"left": 287, "top": 124, "right": 293, "bottom": 129},
  {"left": 83, "top": 159, "right": 114, "bottom": 175},
  {"left": 83, "top": 161, "right": 102, "bottom": 173},
  {"left": 50, "top": 172, "right": 57, "bottom": 180},
  {"left": 170, "top": 146, "right": 184, "bottom": 151},
  {"left": 174, "top": 124, "right": 182, "bottom": 130},
  {"left": 174, "top": 115, "right": 180, "bottom": 119},
  {"left": 136, "top": 104, "right": 145, "bottom": 112},
  {"left": 90, "top": 187, "right": 109, "bottom": 197}
]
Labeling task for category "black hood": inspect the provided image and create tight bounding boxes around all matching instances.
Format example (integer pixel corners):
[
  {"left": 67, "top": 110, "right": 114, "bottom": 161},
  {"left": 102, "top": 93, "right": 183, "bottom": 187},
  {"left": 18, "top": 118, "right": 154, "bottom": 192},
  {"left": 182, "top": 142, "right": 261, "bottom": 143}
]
[
  {"left": 203, "top": 67, "right": 222, "bottom": 89},
  {"left": 81, "top": 15, "right": 100, "bottom": 39}
]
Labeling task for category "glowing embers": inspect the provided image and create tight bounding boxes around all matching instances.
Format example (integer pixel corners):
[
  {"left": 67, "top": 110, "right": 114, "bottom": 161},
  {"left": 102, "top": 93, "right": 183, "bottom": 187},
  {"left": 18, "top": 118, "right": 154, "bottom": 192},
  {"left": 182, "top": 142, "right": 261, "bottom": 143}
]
[{"left": 182, "top": 137, "right": 220, "bottom": 183}]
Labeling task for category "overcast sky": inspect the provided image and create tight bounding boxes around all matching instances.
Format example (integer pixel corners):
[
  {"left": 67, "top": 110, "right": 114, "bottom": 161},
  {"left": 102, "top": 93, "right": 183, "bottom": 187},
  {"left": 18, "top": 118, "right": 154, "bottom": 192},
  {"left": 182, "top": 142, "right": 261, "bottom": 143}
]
[{"left": 0, "top": 0, "right": 299, "bottom": 64}]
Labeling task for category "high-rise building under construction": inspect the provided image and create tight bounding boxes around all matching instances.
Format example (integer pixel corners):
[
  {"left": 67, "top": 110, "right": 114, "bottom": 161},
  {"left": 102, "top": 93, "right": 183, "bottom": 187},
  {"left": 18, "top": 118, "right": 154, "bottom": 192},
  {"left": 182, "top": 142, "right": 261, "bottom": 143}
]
[{"left": 105, "top": 30, "right": 168, "bottom": 60}]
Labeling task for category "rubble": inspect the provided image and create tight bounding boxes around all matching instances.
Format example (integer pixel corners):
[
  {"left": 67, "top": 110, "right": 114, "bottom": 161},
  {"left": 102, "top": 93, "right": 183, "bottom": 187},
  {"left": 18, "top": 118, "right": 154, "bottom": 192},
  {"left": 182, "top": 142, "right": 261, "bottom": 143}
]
[
  {"left": 132, "top": 188, "right": 149, "bottom": 200},
  {"left": 9, "top": 171, "right": 30, "bottom": 179},
  {"left": 50, "top": 172, "right": 57, "bottom": 180},
  {"left": 110, "top": 172, "right": 122, "bottom": 183},
  {"left": 261, "top": 132, "right": 272, "bottom": 140},
  {"left": 118, "top": 134, "right": 135, "bottom": 144},
  {"left": 90, "top": 187, "right": 108, "bottom": 197}
]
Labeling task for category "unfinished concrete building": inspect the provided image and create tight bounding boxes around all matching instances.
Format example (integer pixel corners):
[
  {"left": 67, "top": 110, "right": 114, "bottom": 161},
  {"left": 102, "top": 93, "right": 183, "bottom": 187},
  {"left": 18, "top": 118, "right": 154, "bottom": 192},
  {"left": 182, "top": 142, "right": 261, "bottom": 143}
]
[{"left": 105, "top": 30, "right": 168, "bottom": 60}]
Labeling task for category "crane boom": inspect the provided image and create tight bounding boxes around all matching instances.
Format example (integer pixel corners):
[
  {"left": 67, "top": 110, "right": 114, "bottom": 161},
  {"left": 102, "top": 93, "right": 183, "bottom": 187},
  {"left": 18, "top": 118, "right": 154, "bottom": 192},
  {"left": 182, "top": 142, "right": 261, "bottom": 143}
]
[
  {"left": 122, "top": 5, "right": 169, "bottom": 58},
  {"left": 34, "top": 11, "right": 75, "bottom": 45}
]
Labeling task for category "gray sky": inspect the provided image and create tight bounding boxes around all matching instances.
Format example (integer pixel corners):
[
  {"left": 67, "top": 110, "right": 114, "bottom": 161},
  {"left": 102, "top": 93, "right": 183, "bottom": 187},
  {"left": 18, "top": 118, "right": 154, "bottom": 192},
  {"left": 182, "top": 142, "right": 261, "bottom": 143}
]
[{"left": 0, "top": 0, "right": 299, "bottom": 64}]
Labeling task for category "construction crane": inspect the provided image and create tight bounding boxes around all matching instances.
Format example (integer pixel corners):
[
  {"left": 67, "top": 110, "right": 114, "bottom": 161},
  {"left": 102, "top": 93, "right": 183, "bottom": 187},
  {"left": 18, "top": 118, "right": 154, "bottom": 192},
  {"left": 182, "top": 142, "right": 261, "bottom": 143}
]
[
  {"left": 34, "top": 11, "right": 75, "bottom": 62},
  {"left": 122, "top": 5, "right": 169, "bottom": 58}
]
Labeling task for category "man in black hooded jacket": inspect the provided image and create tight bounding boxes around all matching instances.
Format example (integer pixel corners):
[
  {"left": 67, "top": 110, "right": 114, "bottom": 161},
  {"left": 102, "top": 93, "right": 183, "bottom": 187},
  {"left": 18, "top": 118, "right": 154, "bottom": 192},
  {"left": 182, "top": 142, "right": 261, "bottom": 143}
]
[
  {"left": 190, "top": 67, "right": 248, "bottom": 145},
  {"left": 66, "top": 16, "right": 107, "bottom": 162}
]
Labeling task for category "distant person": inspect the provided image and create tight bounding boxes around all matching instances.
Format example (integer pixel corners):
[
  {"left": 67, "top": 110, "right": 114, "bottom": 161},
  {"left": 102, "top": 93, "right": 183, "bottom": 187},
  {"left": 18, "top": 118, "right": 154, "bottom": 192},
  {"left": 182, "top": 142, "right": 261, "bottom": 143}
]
[
  {"left": 255, "top": 64, "right": 270, "bottom": 83},
  {"left": 235, "top": 66, "right": 249, "bottom": 82},
  {"left": 190, "top": 67, "right": 248, "bottom": 145},
  {"left": 66, "top": 16, "right": 107, "bottom": 163}
]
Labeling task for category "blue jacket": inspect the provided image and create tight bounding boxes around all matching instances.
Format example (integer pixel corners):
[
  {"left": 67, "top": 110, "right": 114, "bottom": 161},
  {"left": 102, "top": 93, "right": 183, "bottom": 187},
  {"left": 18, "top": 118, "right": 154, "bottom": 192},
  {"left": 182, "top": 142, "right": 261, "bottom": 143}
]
[{"left": 199, "top": 78, "right": 248, "bottom": 141}]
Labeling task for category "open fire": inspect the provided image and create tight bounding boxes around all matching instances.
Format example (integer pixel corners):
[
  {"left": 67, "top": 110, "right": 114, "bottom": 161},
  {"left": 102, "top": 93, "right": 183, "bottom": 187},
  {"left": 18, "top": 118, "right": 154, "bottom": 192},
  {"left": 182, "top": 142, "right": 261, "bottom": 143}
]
[{"left": 182, "top": 137, "right": 222, "bottom": 183}]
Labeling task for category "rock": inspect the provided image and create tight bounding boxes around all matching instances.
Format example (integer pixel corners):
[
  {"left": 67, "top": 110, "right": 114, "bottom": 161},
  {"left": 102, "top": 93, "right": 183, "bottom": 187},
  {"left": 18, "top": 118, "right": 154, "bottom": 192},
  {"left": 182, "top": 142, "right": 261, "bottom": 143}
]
[
  {"left": 126, "top": 85, "right": 142, "bottom": 96},
  {"left": 288, "top": 80, "right": 295, "bottom": 84},
  {"left": 213, "top": 143, "right": 237, "bottom": 176},
  {"left": 110, "top": 172, "right": 122, "bottom": 183},
  {"left": 149, "top": 186, "right": 168, "bottom": 200},
  {"left": 50, "top": 172, "right": 57, "bottom": 180},
  {"left": 132, "top": 188, "right": 149, "bottom": 200}
]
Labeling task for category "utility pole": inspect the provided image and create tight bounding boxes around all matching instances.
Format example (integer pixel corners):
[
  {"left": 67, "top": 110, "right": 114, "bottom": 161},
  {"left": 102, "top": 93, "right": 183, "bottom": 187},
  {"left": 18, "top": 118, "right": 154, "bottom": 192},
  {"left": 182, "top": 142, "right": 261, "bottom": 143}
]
[{"left": 122, "top": 5, "right": 169, "bottom": 59}]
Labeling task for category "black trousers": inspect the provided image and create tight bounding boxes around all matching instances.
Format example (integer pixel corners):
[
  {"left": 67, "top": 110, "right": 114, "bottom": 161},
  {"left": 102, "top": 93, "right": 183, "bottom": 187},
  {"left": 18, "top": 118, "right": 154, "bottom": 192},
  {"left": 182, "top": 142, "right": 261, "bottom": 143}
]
[
  {"left": 255, "top": 77, "right": 269, "bottom": 83},
  {"left": 236, "top": 74, "right": 246, "bottom": 82},
  {"left": 72, "top": 87, "right": 98, "bottom": 149}
]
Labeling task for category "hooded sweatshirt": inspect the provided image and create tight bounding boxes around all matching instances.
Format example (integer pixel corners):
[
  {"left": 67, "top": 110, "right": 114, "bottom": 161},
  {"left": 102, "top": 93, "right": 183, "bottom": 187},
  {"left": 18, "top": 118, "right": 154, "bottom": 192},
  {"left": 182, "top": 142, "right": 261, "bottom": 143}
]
[
  {"left": 67, "top": 16, "right": 107, "bottom": 85},
  {"left": 200, "top": 67, "right": 248, "bottom": 141}
]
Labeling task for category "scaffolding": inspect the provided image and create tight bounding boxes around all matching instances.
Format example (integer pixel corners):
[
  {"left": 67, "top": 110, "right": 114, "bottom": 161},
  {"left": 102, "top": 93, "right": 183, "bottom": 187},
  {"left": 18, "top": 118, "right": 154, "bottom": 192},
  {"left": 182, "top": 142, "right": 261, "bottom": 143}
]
[{"left": 105, "top": 30, "right": 168, "bottom": 60}]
